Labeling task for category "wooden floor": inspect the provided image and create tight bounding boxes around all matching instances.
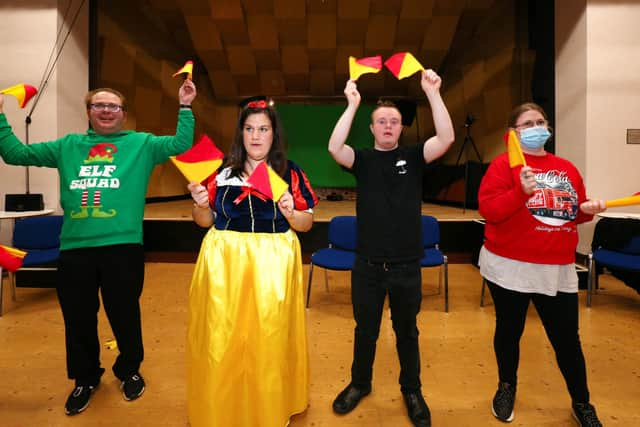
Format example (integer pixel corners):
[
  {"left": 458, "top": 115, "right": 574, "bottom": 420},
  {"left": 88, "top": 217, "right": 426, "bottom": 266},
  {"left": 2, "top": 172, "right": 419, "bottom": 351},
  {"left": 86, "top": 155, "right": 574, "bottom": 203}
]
[
  {"left": 1, "top": 264, "right": 639, "bottom": 426},
  {"left": 143, "top": 199, "right": 484, "bottom": 222}
]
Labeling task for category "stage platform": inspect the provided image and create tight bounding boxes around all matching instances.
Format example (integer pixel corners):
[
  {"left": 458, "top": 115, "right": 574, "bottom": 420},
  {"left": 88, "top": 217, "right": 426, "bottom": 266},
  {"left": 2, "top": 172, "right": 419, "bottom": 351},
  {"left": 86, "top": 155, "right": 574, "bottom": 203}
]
[
  {"left": 142, "top": 199, "right": 484, "bottom": 263},
  {"left": 143, "top": 199, "right": 483, "bottom": 222}
]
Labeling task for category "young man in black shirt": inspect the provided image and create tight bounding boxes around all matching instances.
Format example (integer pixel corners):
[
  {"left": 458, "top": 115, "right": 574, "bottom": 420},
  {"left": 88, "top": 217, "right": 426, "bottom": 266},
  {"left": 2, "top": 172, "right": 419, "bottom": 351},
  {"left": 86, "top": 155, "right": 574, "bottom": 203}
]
[{"left": 327, "top": 70, "right": 454, "bottom": 427}]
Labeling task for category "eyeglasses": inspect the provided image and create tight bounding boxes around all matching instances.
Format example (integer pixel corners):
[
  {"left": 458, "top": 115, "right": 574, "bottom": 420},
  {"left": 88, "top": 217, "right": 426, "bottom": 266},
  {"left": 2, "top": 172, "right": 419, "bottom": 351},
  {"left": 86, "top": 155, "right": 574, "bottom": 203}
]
[
  {"left": 89, "top": 103, "right": 124, "bottom": 112},
  {"left": 244, "top": 125, "right": 272, "bottom": 134},
  {"left": 515, "top": 119, "right": 548, "bottom": 130}
]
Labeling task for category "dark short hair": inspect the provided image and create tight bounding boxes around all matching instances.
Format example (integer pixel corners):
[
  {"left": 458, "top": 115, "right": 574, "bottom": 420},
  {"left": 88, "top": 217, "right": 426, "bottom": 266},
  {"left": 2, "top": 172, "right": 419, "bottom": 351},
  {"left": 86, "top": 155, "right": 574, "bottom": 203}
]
[
  {"left": 84, "top": 88, "right": 127, "bottom": 111},
  {"left": 508, "top": 102, "right": 547, "bottom": 128},
  {"left": 225, "top": 102, "right": 288, "bottom": 178}
]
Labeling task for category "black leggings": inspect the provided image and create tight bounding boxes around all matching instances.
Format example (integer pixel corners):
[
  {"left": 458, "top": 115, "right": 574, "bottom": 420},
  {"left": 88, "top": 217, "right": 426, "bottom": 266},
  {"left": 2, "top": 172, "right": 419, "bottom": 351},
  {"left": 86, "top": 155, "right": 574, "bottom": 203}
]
[{"left": 486, "top": 280, "right": 590, "bottom": 403}]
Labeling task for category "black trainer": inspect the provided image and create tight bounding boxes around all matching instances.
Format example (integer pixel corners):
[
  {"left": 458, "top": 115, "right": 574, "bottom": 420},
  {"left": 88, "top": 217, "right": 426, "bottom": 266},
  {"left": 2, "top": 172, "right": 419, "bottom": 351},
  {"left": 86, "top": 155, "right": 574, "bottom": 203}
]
[
  {"left": 64, "top": 384, "right": 97, "bottom": 415},
  {"left": 492, "top": 382, "right": 515, "bottom": 422},
  {"left": 121, "top": 373, "right": 145, "bottom": 401},
  {"left": 572, "top": 402, "right": 603, "bottom": 427}
]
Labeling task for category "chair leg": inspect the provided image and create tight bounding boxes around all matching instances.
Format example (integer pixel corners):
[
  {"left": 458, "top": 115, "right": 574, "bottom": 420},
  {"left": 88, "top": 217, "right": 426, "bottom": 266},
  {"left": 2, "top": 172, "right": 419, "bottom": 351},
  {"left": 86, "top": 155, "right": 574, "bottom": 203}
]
[
  {"left": 480, "top": 277, "right": 486, "bottom": 307},
  {"left": 444, "top": 257, "right": 449, "bottom": 312},
  {"left": 0, "top": 268, "right": 4, "bottom": 316},
  {"left": 323, "top": 268, "right": 329, "bottom": 292},
  {"left": 10, "top": 271, "right": 16, "bottom": 301},
  {"left": 306, "top": 263, "right": 315, "bottom": 308},
  {"left": 437, "top": 265, "right": 442, "bottom": 295},
  {"left": 587, "top": 254, "right": 594, "bottom": 307}
]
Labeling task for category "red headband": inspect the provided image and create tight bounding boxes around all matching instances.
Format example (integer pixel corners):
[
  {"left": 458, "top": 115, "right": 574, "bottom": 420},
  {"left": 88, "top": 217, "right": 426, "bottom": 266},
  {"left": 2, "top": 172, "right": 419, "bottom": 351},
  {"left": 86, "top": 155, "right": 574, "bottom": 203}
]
[{"left": 246, "top": 100, "right": 268, "bottom": 109}]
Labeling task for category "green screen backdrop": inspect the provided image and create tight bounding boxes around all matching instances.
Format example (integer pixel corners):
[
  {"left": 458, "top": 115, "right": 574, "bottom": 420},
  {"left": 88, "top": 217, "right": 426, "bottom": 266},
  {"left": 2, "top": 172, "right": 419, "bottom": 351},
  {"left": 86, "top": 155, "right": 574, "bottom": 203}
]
[{"left": 277, "top": 104, "right": 374, "bottom": 188}]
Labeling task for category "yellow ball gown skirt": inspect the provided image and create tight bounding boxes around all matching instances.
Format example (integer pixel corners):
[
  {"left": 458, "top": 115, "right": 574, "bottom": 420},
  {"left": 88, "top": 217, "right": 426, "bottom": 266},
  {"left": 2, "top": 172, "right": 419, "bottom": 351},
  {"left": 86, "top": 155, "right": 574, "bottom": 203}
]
[{"left": 187, "top": 228, "right": 309, "bottom": 427}]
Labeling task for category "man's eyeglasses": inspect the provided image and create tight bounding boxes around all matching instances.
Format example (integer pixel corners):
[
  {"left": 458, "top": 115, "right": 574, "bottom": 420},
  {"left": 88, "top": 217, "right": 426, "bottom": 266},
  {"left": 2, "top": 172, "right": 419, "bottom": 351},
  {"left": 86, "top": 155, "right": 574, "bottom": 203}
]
[
  {"left": 515, "top": 119, "right": 548, "bottom": 130},
  {"left": 89, "top": 103, "right": 124, "bottom": 113}
]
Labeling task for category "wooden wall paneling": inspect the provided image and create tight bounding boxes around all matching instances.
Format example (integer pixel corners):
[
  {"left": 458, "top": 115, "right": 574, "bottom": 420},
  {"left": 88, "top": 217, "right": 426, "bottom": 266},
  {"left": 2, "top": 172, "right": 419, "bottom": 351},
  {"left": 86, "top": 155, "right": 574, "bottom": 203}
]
[
  {"left": 365, "top": 15, "right": 397, "bottom": 51},
  {"left": 307, "top": 14, "right": 337, "bottom": 50}
]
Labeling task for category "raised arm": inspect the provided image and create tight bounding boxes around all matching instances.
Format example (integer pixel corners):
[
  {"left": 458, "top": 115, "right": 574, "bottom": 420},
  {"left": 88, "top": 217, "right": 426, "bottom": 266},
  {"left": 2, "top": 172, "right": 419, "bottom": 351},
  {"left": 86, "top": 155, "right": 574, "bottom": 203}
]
[
  {"left": 421, "top": 69, "right": 455, "bottom": 163},
  {"left": 328, "top": 80, "right": 360, "bottom": 168},
  {"left": 148, "top": 80, "right": 197, "bottom": 164},
  {"left": 0, "top": 95, "right": 59, "bottom": 167},
  {"left": 178, "top": 79, "right": 196, "bottom": 107}
]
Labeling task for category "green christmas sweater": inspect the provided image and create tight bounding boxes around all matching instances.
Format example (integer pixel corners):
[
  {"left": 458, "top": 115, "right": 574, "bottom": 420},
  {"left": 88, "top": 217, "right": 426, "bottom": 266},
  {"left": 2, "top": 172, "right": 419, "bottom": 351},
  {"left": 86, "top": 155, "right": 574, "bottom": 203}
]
[{"left": 0, "top": 110, "right": 194, "bottom": 250}]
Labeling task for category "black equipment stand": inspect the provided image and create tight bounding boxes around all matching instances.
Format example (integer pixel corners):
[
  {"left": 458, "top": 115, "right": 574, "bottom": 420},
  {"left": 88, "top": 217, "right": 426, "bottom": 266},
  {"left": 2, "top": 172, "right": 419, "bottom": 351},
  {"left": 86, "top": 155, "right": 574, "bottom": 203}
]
[{"left": 454, "top": 114, "right": 482, "bottom": 212}]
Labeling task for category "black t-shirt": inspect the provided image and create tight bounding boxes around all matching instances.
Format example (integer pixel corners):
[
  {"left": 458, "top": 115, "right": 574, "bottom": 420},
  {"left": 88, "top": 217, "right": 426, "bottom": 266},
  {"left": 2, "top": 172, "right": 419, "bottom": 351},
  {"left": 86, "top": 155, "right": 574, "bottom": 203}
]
[{"left": 349, "top": 143, "right": 425, "bottom": 262}]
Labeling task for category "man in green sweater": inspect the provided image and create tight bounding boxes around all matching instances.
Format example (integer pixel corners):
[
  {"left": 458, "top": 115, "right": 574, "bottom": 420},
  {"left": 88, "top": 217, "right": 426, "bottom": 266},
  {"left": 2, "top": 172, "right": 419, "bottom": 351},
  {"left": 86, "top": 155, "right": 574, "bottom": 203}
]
[{"left": 0, "top": 79, "right": 196, "bottom": 415}]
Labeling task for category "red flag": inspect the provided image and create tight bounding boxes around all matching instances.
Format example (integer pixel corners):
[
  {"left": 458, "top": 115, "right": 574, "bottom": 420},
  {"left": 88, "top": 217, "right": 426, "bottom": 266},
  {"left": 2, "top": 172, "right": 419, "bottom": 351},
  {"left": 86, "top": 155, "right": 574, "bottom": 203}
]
[
  {"left": 349, "top": 55, "right": 383, "bottom": 80},
  {"left": 247, "top": 162, "right": 288, "bottom": 201},
  {"left": 384, "top": 52, "right": 425, "bottom": 79},
  {"left": 0, "top": 245, "right": 26, "bottom": 272},
  {"left": 0, "top": 83, "right": 38, "bottom": 108},
  {"left": 170, "top": 134, "right": 224, "bottom": 183},
  {"left": 173, "top": 60, "right": 193, "bottom": 80}
]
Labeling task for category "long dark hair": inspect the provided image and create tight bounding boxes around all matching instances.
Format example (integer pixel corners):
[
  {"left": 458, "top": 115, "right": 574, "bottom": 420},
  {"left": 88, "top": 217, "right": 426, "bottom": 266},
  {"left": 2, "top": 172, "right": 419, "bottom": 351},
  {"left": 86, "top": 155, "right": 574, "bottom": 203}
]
[{"left": 225, "top": 105, "right": 288, "bottom": 178}]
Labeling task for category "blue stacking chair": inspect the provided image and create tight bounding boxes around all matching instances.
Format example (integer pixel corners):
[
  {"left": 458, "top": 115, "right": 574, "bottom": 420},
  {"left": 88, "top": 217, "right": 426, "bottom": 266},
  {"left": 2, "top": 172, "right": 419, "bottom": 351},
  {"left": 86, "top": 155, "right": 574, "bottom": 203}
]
[
  {"left": 587, "top": 234, "right": 640, "bottom": 307},
  {"left": 420, "top": 215, "right": 449, "bottom": 312},
  {"left": 0, "top": 215, "right": 63, "bottom": 315},
  {"left": 306, "top": 216, "right": 357, "bottom": 308}
]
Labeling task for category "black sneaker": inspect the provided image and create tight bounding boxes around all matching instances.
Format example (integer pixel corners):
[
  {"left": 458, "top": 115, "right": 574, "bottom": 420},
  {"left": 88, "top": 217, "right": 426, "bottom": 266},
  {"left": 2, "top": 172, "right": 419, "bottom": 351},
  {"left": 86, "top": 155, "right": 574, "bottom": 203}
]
[
  {"left": 64, "top": 384, "right": 97, "bottom": 416},
  {"left": 492, "top": 382, "right": 515, "bottom": 422},
  {"left": 121, "top": 373, "right": 145, "bottom": 401},
  {"left": 572, "top": 402, "right": 603, "bottom": 427}
]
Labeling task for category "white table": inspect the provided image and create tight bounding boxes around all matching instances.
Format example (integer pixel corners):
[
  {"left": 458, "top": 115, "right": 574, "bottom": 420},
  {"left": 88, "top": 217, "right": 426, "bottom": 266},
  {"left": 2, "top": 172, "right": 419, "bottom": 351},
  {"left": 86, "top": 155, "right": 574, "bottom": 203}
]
[
  {"left": 0, "top": 209, "right": 54, "bottom": 315},
  {"left": 597, "top": 212, "right": 640, "bottom": 220},
  {"left": 0, "top": 209, "right": 55, "bottom": 220}
]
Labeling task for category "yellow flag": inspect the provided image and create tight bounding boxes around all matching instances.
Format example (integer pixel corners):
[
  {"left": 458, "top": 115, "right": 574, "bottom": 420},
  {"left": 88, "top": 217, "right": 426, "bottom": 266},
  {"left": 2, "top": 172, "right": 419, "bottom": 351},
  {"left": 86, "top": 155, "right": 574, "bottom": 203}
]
[
  {"left": 505, "top": 130, "right": 526, "bottom": 168},
  {"left": 172, "top": 60, "right": 193, "bottom": 80},
  {"left": 605, "top": 194, "right": 640, "bottom": 208},
  {"left": 348, "top": 56, "right": 382, "bottom": 81}
]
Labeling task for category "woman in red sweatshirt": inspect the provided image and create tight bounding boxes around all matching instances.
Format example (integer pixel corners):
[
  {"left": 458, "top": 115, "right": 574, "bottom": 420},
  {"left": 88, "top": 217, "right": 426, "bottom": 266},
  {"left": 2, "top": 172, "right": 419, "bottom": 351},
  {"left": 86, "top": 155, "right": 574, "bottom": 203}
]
[{"left": 478, "top": 102, "right": 606, "bottom": 427}]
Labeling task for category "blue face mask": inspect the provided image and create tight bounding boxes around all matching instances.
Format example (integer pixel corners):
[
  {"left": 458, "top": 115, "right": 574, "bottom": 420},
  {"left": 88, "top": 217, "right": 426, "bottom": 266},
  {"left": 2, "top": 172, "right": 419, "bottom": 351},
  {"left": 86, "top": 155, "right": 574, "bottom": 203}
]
[{"left": 519, "top": 126, "right": 551, "bottom": 149}]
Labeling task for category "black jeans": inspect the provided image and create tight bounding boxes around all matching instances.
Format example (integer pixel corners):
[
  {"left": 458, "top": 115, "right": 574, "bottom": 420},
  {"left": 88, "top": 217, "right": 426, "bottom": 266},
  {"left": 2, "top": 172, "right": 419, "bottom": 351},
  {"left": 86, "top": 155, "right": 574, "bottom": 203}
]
[
  {"left": 57, "top": 244, "right": 145, "bottom": 386},
  {"left": 486, "top": 280, "right": 590, "bottom": 403},
  {"left": 350, "top": 256, "right": 422, "bottom": 393}
]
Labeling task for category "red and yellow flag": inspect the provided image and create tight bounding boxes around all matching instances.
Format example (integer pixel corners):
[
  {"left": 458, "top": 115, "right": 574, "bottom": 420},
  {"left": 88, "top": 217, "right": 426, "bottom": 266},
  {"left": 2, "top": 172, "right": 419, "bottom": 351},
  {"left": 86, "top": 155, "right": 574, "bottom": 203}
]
[
  {"left": 247, "top": 162, "right": 288, "bottom": 202},
  {"left": 0, "top": 245, "right": 26, "bottom": 272},
  {"left": 172, "top": 60, "right": 193, "bottom": 80},
  {"left": 504, "top": 130, "right": 526, "bottom": 168},
  {"left": 170, "top": 134, "right": 224, "bottom": 183},
  {"left": 605, "top": 193, "right": 640, "bottom": 208},
  {"left": 0, "top": 83, "right": 38, "bottom": 108},
  {"left": 349, "top": 55, "right": 383, "bottom": 81},
  {"left": 384, "top": 52, "right": 425, "bottom": 80}
]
